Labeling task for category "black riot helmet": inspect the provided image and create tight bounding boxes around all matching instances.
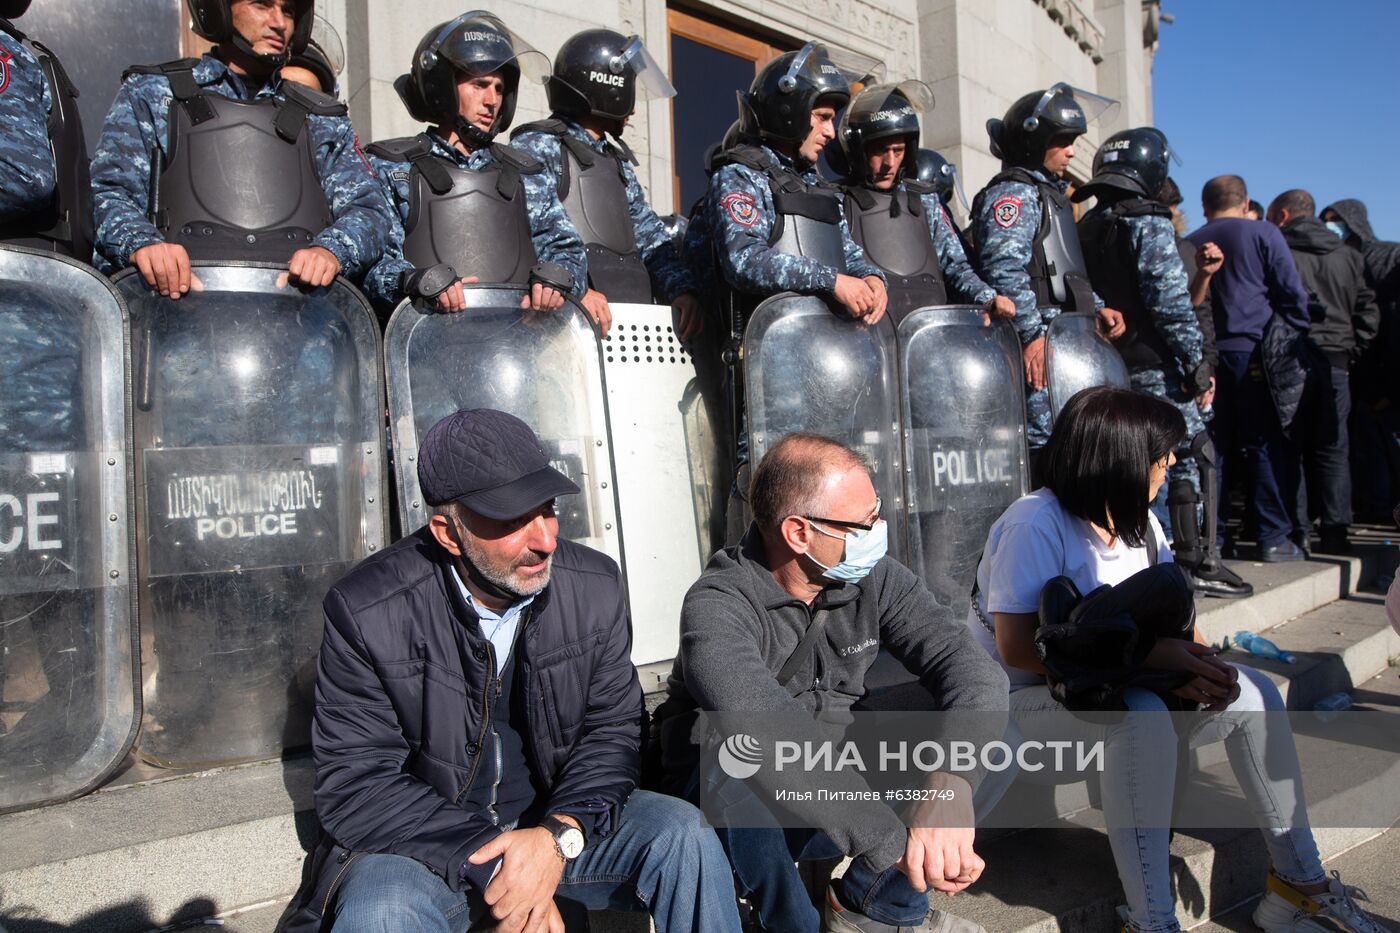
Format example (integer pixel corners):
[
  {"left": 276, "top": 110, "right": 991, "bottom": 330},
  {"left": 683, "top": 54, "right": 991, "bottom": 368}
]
[
  {"left": 546, "top": 29, "right": 675, "bottom": 137},
  {"left": 910, "top": 148, "right": 969, "bottom": 212},
  {"left": 0, "top": 0, "right": 31, "bottom": 18},
  {"left": 1072, "top": 127, "right": 1178, "bottom": 202},
  {"left": 284, "top": 14, "right": 344, "bottom": 97},
  {"left": 835, "top": 80, "right": 933, "bottom": 184},
  {"left": 187, "top": 0, "right": 314, "bottom": 66},
  {"left": 395, "top": 12, "right": 549, "bottom": 148},
  {"left": 986, "top": 83, "right": 1118, "bottom": 168},
  {"left": 740, "top": 42, "right": 879, "bottom": 146}
]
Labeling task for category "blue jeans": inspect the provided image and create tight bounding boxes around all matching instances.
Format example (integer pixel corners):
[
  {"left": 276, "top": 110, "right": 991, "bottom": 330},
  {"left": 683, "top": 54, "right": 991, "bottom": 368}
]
[
  {"left": 1009, "top": 667, "right": 1324, "bottom": 932},
  {"left": 328, "top": 790, "right": 742, "bottom": 933}
]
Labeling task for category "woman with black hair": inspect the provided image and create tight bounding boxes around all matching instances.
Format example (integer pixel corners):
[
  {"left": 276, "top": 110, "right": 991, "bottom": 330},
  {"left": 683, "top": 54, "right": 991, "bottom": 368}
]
[{"left": 968, "top": 386, "right": 1383, "bottom": 933}]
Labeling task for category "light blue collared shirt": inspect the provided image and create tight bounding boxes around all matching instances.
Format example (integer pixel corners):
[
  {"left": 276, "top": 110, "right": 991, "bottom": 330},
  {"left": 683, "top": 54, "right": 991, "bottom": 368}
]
[{"left": 450, "top": 567, "right": 534, "bottom": 674}]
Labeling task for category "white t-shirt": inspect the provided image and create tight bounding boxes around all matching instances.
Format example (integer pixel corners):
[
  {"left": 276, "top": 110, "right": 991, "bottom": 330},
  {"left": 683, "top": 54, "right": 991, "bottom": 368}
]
[{"left": 967, "top": 488, "right": 1173, "bottom": 691}]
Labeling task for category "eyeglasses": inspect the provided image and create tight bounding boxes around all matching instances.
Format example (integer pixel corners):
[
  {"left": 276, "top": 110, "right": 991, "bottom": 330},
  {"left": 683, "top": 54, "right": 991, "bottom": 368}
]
[{"left": 802, "top": 497, "right": 881, "bottom": 532}]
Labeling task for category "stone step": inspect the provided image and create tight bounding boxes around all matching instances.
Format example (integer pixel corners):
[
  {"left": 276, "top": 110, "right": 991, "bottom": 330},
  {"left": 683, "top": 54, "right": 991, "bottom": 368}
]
[
  {"left": 1193, "top": 551, "right": 1368, "bottom": 649},
  {"left": 949, "top": 666, "right": 1400, "bottom": 933}
]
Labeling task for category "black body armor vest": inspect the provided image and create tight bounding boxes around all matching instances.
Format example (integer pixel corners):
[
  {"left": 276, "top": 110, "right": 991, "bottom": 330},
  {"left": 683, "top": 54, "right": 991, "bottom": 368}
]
[
  {"left": 514, "top": 119, "right": 651, "bottom": 303},
  {"left": 129, "top": 59, "right": 338, "bottom": 262},
  {"left": 974, "top": 167, "right": 1095, "bottom": 313},
  {"left": 0, "top": 20, "right": 91, "bottom": 259},
  {"left": 713, "top": 144, "right": 847, "bottom": 333},
  {"left": 843, "top": 181, "right": 947, "bottom": 324},
  {"left": 366, "top": 135, "right": 541, "bottom": 286},
  {"left": 1078, "top": 194, "right": 1177, "bottom": 370}
]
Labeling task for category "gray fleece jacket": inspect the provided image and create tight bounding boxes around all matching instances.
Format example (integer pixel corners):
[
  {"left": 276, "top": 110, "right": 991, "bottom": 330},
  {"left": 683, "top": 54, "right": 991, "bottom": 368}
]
[{"left": 649, "top": 527, "right": 1009, "bottom": 870}]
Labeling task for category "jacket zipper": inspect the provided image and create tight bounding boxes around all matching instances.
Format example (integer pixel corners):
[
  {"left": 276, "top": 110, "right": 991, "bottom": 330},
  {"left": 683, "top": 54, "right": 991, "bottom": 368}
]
[
  {"left": 321, "top": 851, "right": 365, "bottom": 917},
  {"left": 487, "top": 659, "right": 503, "bottom": 825},
  {"left": 454, "top": 645, "right": 495, "bottom": 805}
]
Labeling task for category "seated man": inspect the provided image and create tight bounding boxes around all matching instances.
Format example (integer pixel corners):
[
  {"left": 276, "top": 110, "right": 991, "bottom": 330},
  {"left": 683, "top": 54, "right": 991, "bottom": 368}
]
[
  {"left": 651, "top": 433, "right": 1010, "bottom": 933},
  {"left": 287, "top": 409, "right": 742, "bottom": 932},
  {"left": 362, "top": 13, "right": 586, "bottom": 319}
]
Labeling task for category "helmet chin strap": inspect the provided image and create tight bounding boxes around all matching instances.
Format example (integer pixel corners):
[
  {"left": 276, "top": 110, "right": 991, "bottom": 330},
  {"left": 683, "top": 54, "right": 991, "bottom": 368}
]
[
  {"left": 230, "top": 31, "right": 290, "bottom": 70},
  {"left": 453, "top": 115, "right": 497, "bottom": 150}
]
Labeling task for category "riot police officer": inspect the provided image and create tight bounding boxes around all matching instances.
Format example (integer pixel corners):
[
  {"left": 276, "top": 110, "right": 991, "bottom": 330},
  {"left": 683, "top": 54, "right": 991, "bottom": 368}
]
[
  {"left": 0, "top": 0, "right": 90, "bottom": 259},
  {"left": 971, "top": 83, "right": 1125, "bottom": 447},
  {"left": 830, "top": 81, "right": 1013, "bottom": 325},
  {"left": 910, "top": 148, "right": 970, "bottom": 244},
  {"left": 91, "top": 0, "right": 393, "bottom": 297},
  {"left": 706, "top": 42, "right": 888, "bottom": 327},
  {"left": 511, "top": 29, "right": 703, "bottom": 339},
  {"left": 1075, "top": 127, "right": 1252, "bottom": 598},
  {"left": 361, "top": 13, "right": 586, "bottom": 318}
]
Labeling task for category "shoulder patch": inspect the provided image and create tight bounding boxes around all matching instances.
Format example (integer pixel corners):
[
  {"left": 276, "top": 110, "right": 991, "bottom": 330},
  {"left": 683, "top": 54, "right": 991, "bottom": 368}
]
[
  {"left": 721, "top": 191, "right": 759, "bottom": 227},
  {"left": 993, "top": 195, "right": 1023, "bottom": 229},
  {"left": 0, "top": 46, "right": 12, "bottom": 96}
]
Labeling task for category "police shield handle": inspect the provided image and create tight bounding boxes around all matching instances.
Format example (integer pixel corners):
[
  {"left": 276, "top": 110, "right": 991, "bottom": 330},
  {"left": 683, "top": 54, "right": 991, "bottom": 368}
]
[
  {"left": 131, "top": 242, "right": 204, "bottom": 299},
  {"left": 1023, "top": 335, "right": 1047, "bottom": 390},
  {"left": 580, "top": 289, "right": 614, "bottom": 337},
  {"left": 1097, "top": 306, "right": 1126, "bottom": 340}
]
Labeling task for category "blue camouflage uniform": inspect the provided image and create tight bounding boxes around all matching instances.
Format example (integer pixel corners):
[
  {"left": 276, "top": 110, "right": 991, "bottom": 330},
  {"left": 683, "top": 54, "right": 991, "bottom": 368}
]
[
  {"left": 707, "top": 144, "right": 885, "bottom": 296},
  {"left": 918, "top": 189, "right": 995, "bottom": 304},
  {"left": 973, "top": 167, "right": 1104, "bottom": 447},
  {"left": 0, "top": 27, "right": 56, "bottom": 228},
  {"left": 511, "top": 118, "right": 697, "bottom": 302},
  {"left": 91, "top": 54, "right": 391, "bottom": 277},
  {"left": 1115, "top": 212, "right": 1208, "bottom": 491},
  {"left": 362, "top": 133, "right": 587, "bottom": 309}
]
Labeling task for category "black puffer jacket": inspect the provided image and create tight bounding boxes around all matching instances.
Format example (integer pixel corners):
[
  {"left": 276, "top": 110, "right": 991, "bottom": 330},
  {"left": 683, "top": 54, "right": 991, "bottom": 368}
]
[
  {"left": 1326, "top": 199, "right": 1400, "bottom": 307},
  {"left": 1326, "top": 199, "right": 1400, "bottom": 406},
  {"left": 281, "top": 529, "right": 642, "bottom": 932},
  {"left": 1279, "top": 214, "right": 1379, "bottom": 368}
]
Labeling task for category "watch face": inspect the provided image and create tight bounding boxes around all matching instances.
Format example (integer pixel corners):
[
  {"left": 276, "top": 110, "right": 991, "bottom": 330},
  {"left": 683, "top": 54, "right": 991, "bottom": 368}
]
[{"left": 558, "top": 827, "right": 585, "bottom": 859}]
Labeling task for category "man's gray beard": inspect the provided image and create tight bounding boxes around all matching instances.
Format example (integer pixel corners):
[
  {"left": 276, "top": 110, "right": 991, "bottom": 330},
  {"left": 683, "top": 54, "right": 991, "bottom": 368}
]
[{"left": 462, "top": 535, "right": 552, "bottom": 598}]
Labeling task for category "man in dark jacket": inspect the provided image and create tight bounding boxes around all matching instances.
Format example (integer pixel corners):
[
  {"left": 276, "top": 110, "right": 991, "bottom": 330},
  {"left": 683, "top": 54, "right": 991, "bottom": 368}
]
[
  {"left": 291, "top": 409, "right": 741, "bottom": 932},
  {"left": 1269, "top": 189, "right": 1380, "bottom": 551},
  {"left": 652, "top": 433, "right": 1009, "bottom": 933},
  {"left": 1321, "top": 198, "right": 1400, "bottom": 522},
  {"left": 1187, "top": 175, "right": 1312, "bottom": 561}
]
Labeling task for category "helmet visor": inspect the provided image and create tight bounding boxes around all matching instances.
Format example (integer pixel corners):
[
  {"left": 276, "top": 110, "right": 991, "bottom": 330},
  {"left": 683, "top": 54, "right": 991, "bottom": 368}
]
[
  {"left": 845, "top": 79, "right": 934, "bottom": 124},
  {"left": 611, "top": 36, "right": 676, "bottom": 100},
  {"left": 946, "top": 162, "right": 969, "bottom": 214},
  {"left": 432, "top": 11, "right": 551, "bottom": 84},
  {"left": 781, "top": 42, "right": 884, "bottom": 101},
  {"left": 1032, "top": 82, "right": 1119, "bottom": 129},
  {"left": 310, "top": 15, "right": 345, "bottom": 76}
]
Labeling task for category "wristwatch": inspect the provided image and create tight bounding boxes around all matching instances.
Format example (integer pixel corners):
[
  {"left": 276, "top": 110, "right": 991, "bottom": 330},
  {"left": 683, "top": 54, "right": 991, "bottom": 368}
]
[{"left": 541, "top": 815, "right": 585, "bottom": 861}]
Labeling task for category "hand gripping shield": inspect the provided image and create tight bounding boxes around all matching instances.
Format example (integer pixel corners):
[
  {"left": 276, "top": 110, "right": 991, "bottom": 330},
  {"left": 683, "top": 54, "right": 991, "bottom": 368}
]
[{"left": 1045, "top": 311, "right": 1130, "bottom": 422}]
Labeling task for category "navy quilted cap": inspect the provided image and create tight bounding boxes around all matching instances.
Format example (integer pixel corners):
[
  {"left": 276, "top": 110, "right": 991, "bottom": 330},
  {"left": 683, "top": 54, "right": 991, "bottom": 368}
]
[{"left": 417, "top": 409, "right": 581, "bottom": 520}]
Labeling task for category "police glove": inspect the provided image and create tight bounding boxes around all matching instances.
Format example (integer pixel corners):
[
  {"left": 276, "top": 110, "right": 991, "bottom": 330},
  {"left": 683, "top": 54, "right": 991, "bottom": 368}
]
[
  {"left": 1185, "top": 363, "right": 1214, "bottom": 397},
  {"left": 400, "top": 264, "right": 459, "bottom": 301},
  {"left": 529, "top": 262, "right": 575, "bottom": 295}
]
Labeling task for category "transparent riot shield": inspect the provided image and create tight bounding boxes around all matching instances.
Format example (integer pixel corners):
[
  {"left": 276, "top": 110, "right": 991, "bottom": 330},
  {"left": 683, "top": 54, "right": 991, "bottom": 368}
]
[
  {"left": 743, "top": 295, "right": 906, "bottom": 560},
  {"left": 115, "top": 264, "right": 386, "bottom": 769},
  {"left": 900, "top": 307, "right": 1028, "bottom": 626},
  {"left": 1045, "top": 311, "right": 1130, "bottom": 420},
  {"left": 384, "top": 289, "right": 622, "bottom": 565},
  {"left": 0, "top": 248, "right": 136, "bottom": 813},
  {"left": 602, "top": 304, "right": 727, "bottom": 664}
]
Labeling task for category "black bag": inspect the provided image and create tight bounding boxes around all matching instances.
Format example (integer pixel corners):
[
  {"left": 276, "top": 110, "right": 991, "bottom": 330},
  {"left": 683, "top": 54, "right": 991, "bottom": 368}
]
[{"left": 1033, "top": 561, "right": 1198, "bottom": 712}]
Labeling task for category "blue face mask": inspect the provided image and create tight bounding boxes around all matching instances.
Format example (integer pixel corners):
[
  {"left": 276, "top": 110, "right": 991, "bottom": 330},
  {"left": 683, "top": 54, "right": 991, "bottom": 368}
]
[
  {"left": 805, "top": 519, "right": 889, "bottom": 583},
  {"left": 1325, "top": 220, "right": 1350, "bottom": 241}
]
